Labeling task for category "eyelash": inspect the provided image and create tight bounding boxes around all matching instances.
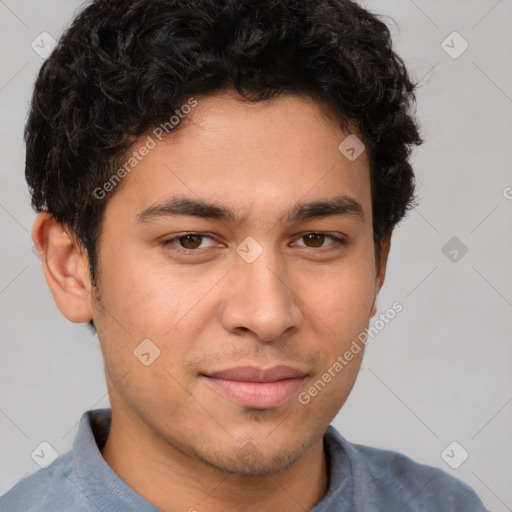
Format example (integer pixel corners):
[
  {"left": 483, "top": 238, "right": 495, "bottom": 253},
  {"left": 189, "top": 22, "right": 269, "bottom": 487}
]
[{"left": 160, "top": 232, "right": 346, "bottom": 255}]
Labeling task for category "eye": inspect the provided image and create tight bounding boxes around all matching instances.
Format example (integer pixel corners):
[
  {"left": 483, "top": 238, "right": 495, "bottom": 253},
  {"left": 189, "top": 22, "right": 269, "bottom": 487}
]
[
  {"left": 292, "top": 232, "right": 346, "bottom": 250},
  {"left": 160, "top": 233, "right": 217, "bottom": 253},
  {"left": 160, "top": 231, "right": 346, "bottom": 256}
]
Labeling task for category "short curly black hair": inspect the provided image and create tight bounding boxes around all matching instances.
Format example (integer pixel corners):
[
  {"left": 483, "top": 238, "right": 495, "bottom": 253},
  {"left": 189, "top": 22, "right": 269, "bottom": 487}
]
[{"left": 25, "top": 0, "right": 422, "bottom": 323}]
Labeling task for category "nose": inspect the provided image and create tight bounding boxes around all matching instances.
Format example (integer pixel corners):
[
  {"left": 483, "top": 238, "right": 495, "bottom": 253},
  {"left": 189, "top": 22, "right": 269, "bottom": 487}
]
[{"left": 220, "top": 249, "right": 304, "bottom": 342}]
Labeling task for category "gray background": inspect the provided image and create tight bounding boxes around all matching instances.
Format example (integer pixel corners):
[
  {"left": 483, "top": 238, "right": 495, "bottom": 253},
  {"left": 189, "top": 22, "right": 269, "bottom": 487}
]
[{"left": 1, "top": 1, "right": 511, "bottom": 510}]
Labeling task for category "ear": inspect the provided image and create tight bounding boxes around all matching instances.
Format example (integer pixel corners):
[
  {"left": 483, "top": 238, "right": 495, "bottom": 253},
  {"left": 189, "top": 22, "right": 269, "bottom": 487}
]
[
  {"left": 370, "top": 232, "right": 392, "bottom": 317},
  {"left": 32, "top": 212, "right": 94, "bottom": 323}
]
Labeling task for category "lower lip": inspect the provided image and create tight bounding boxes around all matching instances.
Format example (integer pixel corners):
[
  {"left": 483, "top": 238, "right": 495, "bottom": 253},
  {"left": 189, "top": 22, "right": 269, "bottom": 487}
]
[{"left": 203, "top": 376, "right": 305, "bottom": 409}]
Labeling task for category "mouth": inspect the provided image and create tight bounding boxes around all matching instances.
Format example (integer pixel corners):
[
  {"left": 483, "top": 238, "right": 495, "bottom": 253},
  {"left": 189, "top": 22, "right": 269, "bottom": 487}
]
[{"left": 200, "top": 365, "right": 308, "bottom": 409}]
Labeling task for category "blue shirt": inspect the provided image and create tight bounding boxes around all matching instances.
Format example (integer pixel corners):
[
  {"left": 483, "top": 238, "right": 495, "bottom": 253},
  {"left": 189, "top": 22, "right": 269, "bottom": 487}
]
[{"left": 0, "top": 408, "right": 489, "bottom": 511}]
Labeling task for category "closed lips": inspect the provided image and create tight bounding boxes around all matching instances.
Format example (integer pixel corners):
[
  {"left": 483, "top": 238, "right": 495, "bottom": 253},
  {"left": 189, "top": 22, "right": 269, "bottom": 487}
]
[
  {"left": 203, "top": 365, "right": 308, "bottom": 382},
  {"left": 201, "top": 365, "right": 308, "bottom": 409}
]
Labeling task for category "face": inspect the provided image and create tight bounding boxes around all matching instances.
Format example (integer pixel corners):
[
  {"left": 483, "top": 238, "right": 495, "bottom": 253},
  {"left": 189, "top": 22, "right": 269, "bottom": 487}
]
[{"left": 87, "top": 90, "right": 387, "bottom": 475}]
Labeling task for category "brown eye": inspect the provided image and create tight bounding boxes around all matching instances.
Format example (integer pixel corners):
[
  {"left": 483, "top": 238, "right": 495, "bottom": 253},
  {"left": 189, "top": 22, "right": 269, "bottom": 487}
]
[
  {"left": 302, "top": 233, "right": 325, "bottom": 247},
  {"left": 293, "top": 233, "right": 346, "bottom": 250},
  {"left": 161, "top": 233, "right": 217, "bottom": 253},
  {"left": 177, "top": 234, "right": 203, "bottom": 249}
]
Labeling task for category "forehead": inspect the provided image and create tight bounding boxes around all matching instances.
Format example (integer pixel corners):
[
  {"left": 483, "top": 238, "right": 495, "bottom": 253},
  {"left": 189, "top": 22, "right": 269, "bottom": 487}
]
[{"left": 103, "top": 91, "right": 372, "bottom": 227}]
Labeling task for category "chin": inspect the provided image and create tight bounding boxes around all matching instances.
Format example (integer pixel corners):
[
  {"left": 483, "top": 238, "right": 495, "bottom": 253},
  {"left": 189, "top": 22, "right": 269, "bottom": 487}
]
[{"left": 200, "top": 444, "right": 305, "bottom": 476}]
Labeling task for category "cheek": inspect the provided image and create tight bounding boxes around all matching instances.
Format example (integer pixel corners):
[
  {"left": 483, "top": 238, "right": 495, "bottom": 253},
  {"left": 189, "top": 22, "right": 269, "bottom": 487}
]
[
  {"left": 97, "top": 247, "right": 211, "bottom": 338},
  {"left": 305, "top": 256, "right": 376, "bottom": 338}
]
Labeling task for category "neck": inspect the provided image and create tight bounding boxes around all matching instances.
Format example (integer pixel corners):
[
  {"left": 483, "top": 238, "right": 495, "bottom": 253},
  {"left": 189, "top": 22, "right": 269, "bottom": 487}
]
[{"left": 101, "top": 409, "right": 330, "bottom": 512}]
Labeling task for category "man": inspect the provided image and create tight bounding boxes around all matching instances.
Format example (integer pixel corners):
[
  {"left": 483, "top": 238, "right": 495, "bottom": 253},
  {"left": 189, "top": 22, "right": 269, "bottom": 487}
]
[{"left": 0, "top": 0, "right": 489, "bottom": 510}]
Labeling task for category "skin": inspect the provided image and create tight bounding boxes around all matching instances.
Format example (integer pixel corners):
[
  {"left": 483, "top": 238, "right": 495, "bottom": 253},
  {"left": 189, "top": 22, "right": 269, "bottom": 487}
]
[{"left": 32, "top": 90, "right": 391, "bottom": 512}]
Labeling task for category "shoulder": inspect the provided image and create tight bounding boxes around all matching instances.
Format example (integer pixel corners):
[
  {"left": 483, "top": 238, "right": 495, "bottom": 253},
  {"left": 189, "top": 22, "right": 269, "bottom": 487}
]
[
  {"left": 327, "top": 428, "right": 489, "bottom": 511},
  {"left": 350, "top": 441, "right": 489, "bottom": 510},
  {"left": 0, "top": 452, "right": 91, "bottom": 512}
]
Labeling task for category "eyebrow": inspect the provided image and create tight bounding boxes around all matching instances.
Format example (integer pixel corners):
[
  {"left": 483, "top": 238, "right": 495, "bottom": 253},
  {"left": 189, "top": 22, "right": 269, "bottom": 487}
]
[{"left": 136, "top": 194, "right": 364, "bottom": 225}]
